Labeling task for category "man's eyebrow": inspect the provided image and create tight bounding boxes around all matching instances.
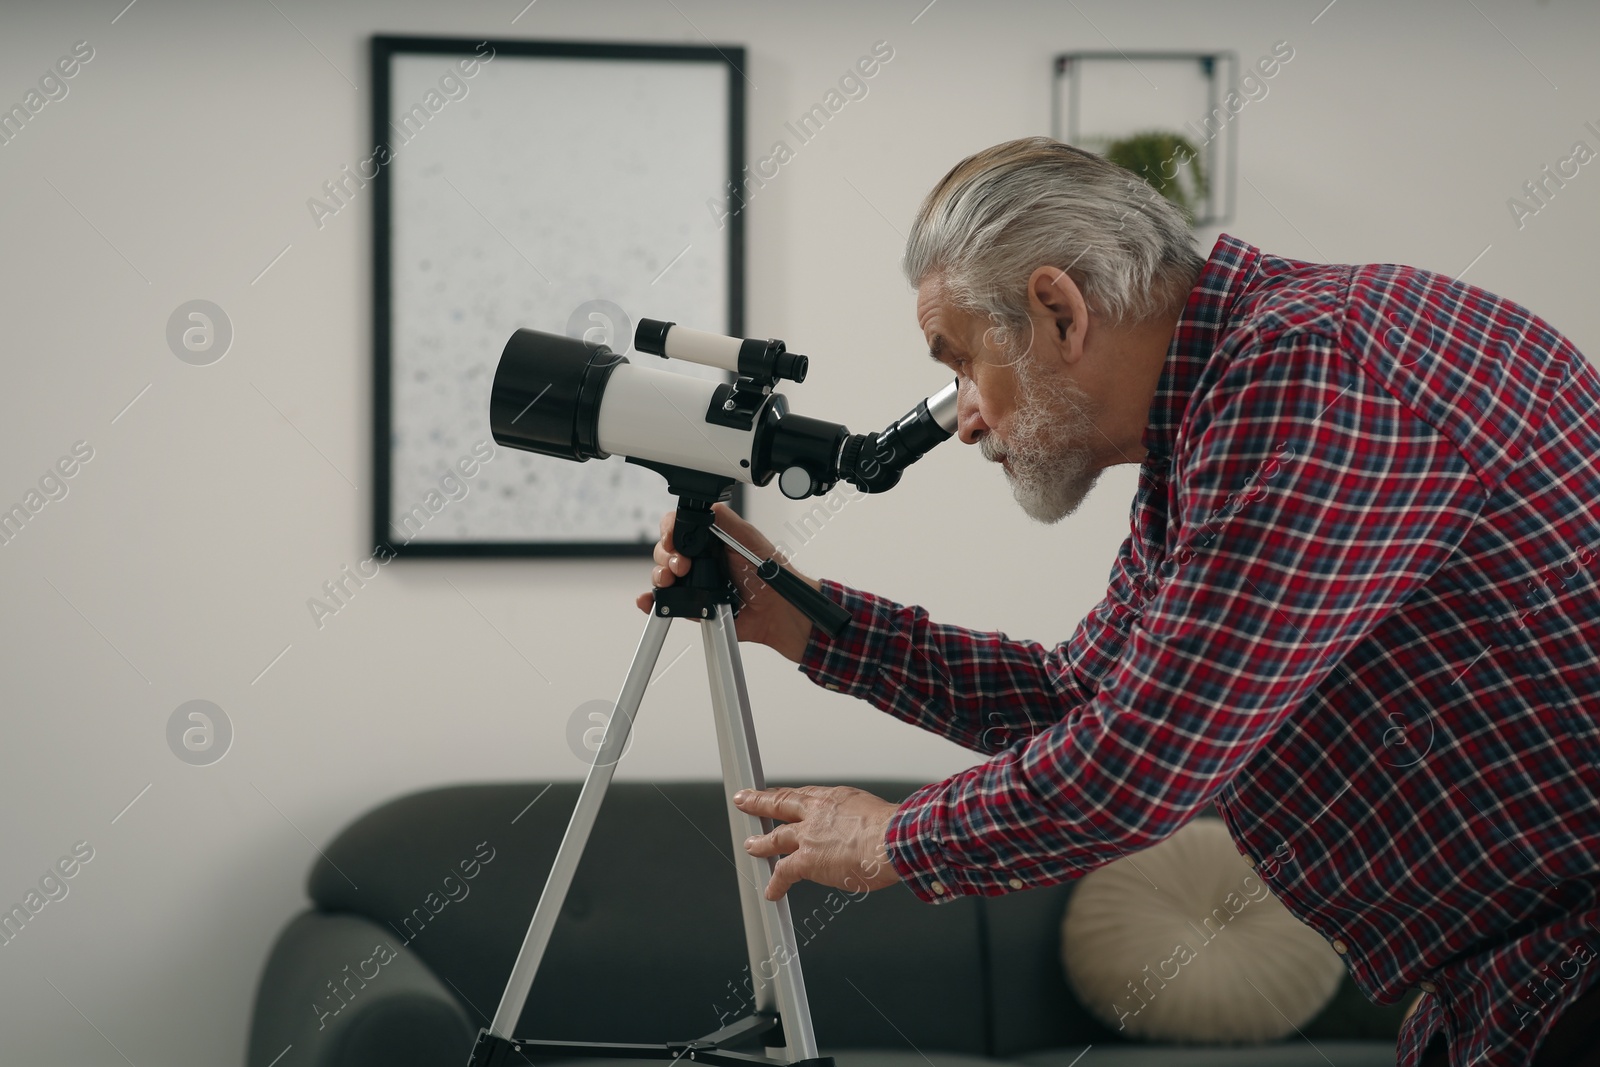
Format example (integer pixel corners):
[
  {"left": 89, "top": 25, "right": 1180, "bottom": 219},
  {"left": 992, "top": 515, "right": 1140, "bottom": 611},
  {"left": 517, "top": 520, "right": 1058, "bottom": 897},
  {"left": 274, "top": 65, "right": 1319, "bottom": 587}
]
[{"left": 928, "top": 334, "right": 946, "bottom": 363}]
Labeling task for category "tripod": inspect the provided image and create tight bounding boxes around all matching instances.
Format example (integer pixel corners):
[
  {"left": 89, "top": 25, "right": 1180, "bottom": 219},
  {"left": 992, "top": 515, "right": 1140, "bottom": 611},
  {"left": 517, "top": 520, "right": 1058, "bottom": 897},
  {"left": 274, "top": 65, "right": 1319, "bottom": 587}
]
[{"left": 469, "top": 473, "right": 853, "bottom": 1067}]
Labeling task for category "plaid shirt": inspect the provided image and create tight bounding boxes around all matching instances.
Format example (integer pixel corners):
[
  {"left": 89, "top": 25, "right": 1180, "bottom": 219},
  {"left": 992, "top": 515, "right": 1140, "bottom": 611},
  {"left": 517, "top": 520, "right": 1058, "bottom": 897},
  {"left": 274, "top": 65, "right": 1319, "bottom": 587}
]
[{"left": 798, "top": 234, "right": 1600, "bottom": 1066}]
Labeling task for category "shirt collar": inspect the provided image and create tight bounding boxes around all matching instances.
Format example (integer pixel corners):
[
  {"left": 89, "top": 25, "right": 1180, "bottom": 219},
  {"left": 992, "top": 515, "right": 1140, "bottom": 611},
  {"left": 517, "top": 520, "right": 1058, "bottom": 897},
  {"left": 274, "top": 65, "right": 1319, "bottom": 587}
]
[{"left": 1140, "top": 232, "right": 1262, "bottom": 468}]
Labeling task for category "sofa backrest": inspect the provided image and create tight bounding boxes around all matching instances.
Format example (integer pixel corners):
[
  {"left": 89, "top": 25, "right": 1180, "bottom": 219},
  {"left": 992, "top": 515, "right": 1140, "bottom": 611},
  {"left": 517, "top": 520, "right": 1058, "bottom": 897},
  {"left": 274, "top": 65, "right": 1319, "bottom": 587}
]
[{"left": 307, "top": 779, "right": 1121, "bottom": 1054}]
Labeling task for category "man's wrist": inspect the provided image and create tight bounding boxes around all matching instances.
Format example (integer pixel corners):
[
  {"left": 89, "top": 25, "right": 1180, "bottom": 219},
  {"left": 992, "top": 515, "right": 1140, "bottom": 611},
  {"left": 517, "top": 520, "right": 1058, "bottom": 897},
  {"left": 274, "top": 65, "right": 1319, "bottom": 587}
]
[
  {"left": 793, "top": 579, "right": 890, "bottom": 694},
  {"left": 777, "top": 574, "right": 823, "bottom": 663}
]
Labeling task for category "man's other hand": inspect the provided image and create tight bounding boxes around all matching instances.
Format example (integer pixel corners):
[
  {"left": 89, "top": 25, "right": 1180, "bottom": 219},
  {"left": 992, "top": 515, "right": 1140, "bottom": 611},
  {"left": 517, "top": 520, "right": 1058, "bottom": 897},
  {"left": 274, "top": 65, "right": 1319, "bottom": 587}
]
[{"left": 733, "top": 785, "right": 904, "bottom": 901}]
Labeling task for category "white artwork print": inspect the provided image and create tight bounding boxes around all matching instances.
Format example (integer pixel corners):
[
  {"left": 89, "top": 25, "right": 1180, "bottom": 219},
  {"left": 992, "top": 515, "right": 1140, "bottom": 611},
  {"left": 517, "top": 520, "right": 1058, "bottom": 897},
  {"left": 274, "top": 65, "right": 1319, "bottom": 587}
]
[{"left": 387, "top": 50, "right": 732, "bottom": 548}]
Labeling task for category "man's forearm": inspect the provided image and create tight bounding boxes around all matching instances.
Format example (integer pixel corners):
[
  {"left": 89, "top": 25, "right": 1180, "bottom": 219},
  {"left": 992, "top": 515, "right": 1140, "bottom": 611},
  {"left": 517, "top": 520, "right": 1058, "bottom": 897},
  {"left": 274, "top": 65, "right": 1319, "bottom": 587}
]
[{"left": 797, "top": 578, "right": 1093, "bottom": 753}]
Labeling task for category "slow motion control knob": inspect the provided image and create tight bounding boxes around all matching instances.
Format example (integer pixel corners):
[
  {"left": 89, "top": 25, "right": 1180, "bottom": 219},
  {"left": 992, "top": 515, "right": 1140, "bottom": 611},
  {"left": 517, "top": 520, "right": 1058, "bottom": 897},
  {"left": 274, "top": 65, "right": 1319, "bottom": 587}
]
[{"left": 778, "top": 465, "right": 814, "bottom": 499}]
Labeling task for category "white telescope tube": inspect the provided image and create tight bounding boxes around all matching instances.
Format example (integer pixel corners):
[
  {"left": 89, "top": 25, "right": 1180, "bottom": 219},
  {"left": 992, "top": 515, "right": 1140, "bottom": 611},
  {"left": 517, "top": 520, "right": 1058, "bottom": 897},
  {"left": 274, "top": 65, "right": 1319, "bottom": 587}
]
[{"left": 595, "top": 362, "right": 760, "bottom": 484}]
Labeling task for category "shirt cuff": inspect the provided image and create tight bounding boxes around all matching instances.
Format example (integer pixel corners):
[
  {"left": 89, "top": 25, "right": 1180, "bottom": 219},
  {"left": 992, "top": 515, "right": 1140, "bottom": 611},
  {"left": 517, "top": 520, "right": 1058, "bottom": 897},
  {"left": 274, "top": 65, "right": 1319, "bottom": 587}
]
[
  {"left": 884, "top": 777, "right": 1060, "bottom": 903},
  {"left": 795, "top": 578, "right": 896, "bottom": 697}
]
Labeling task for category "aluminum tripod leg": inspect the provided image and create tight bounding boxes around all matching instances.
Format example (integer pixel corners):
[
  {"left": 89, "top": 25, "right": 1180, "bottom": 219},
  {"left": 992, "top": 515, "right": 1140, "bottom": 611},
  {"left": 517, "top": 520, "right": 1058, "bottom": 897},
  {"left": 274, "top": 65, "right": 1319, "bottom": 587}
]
[
  {"left": 487, "top": 609, "right": 670, "bottom": 1037},
  {"left": 701, "top": 603, "right": 819, "bottom": 1061},
  {"left": 485, "top": 604, "right": 821, "bottom": 1066}
]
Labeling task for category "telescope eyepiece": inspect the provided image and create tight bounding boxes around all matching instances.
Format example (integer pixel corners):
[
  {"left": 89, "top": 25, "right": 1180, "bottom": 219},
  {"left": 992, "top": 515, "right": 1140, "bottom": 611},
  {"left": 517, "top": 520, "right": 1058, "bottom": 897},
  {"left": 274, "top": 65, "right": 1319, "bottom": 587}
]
[
  {"left": 776, "top": 349, "right": 808, "bottom": 383},
  {"left": 839, "top": 379, "right": 958, "bottom": 493}
]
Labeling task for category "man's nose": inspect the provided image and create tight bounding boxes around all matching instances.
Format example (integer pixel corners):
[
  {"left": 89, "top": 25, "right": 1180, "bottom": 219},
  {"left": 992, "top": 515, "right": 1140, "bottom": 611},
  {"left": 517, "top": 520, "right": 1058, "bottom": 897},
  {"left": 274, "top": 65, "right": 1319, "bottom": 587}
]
[{"left": 956, "top": 381, "right": 988, "bottom": 446}]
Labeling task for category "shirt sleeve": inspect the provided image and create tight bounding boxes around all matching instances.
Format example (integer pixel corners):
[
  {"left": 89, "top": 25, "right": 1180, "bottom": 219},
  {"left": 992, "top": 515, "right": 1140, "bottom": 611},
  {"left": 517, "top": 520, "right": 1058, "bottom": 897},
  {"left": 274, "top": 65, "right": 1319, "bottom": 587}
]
[
  {"left": 884, "top": 330, "right": 1486, "bottom": 902},
  {"left": 796, "top": 576, "right": 1111, "bottom": 756}
]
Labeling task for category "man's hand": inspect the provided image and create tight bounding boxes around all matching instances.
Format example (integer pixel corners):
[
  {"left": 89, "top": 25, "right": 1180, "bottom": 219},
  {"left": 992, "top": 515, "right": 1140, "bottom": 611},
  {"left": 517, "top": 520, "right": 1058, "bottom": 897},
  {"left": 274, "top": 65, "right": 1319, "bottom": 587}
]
[
  {"left": 637, "top": 502, "right": 817, "bottom": 664},
  {"left": 733, "top": 785, "right": 904, "bottom": 901}
]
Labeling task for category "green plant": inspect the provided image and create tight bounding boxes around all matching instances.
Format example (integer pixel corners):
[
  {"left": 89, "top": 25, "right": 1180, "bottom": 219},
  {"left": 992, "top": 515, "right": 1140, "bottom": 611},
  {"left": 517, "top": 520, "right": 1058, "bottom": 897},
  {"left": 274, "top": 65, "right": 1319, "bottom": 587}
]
[{"left": 1103, "top": 130, "right": 1209, "bottom": 224}]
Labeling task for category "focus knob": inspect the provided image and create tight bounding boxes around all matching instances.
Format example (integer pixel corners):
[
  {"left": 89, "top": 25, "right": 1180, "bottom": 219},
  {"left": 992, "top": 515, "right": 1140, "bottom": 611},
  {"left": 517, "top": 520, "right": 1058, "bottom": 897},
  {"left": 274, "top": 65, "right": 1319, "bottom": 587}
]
[{"left": 838, "top": 435, "right": 865, "bottom": 481}]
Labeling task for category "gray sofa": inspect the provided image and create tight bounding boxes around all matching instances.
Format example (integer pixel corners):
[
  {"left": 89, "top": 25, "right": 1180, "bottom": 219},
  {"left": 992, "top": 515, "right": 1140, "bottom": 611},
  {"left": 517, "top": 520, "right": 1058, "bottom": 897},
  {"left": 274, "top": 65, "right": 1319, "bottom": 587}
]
[{"left": 246, "top": 780, "right": 1410, "bottom": 1067}]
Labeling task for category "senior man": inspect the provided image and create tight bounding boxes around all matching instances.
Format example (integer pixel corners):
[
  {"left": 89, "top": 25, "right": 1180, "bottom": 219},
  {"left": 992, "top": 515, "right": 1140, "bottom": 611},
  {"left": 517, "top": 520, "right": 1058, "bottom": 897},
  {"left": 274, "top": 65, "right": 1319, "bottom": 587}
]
[{"left": 638, "top": 137, "right": 1599, "bottom": 1067}]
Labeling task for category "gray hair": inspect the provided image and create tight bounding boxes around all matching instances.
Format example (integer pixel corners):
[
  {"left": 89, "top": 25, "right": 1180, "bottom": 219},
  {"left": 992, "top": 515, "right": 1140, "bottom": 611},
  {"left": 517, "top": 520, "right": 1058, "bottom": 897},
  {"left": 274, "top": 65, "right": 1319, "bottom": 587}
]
[{"left": 902, "top": 136, "right": 1205, "bottom": 341}]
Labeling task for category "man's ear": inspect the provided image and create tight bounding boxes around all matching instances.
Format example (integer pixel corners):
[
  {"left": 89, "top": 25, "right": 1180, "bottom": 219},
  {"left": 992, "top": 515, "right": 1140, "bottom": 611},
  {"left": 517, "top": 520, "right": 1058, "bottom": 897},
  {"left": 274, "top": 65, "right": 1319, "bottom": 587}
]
[{"left": 1027, "top": 265, "right": 1089, "bottom": 366}]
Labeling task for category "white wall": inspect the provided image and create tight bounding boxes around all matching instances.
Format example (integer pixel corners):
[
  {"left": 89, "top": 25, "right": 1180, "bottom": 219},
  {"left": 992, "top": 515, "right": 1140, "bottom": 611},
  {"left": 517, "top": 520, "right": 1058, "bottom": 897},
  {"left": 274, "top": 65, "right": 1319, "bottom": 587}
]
[{"left": 1, "top": 0, "right": 1596, "bottom": 1063}]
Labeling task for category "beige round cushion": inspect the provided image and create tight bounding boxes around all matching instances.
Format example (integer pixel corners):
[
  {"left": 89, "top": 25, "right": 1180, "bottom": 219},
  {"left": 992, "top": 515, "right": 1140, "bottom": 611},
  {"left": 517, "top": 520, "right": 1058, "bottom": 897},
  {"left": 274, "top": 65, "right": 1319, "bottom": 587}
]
[{"left": 1060, "top": 817, "right": 1346, "bottom": 1043}]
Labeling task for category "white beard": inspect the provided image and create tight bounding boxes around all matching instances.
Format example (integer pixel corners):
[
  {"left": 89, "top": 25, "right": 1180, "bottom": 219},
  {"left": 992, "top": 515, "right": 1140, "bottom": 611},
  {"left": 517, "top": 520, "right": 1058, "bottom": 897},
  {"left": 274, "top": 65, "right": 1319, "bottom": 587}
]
[{"left": 979, "top": 358, "right": 1104, "bottom": 523}]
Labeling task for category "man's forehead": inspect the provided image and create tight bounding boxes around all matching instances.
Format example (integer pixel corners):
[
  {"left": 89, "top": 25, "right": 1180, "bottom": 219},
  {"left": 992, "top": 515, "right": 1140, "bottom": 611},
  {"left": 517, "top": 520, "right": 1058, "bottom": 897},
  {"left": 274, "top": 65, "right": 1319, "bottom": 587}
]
[
  {"left": 916, "top": 278, "right": 960, "bottom": 348},
  {"left": 921, "top": 315, "right": 956, "bottom": 366},
  {"left": 918, "top": 279, "right": 990, "bottom": 366}
]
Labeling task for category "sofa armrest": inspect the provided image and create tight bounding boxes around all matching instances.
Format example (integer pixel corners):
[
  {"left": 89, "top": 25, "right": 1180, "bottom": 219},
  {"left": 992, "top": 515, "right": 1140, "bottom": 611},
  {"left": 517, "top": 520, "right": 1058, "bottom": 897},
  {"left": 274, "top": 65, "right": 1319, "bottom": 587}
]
[{"left": 247, "top": 910, "right": 476, "bottom": 1067}]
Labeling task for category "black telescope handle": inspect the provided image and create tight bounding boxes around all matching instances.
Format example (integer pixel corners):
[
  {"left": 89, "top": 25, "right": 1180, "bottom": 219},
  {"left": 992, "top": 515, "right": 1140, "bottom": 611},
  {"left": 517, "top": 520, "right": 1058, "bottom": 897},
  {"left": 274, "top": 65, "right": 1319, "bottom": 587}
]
[{"left": 755, "top": 560, "right": 852, "bottom": 639}]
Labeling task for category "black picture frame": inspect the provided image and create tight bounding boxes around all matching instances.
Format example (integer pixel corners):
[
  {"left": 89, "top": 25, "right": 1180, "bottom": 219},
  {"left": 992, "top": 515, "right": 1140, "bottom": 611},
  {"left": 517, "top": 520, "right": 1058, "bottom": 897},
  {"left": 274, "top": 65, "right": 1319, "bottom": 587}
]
[{"left": 371, "top": 34, "right": 746, "bottom": 558}]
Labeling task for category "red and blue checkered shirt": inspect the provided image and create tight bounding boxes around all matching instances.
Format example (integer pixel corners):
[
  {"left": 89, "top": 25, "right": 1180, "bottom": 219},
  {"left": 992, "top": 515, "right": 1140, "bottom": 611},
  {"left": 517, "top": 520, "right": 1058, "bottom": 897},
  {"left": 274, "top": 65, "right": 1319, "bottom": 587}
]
[{"left": 798, "top": 233, "right": 1600, "bottom": 1066}]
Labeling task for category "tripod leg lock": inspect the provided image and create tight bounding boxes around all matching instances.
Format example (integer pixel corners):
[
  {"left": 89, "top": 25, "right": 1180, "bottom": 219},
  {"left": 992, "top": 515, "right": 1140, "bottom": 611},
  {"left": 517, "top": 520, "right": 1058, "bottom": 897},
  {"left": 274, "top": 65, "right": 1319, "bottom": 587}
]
[{"left": 466, "top": 1028, "right": 523, "bottom": 1067}]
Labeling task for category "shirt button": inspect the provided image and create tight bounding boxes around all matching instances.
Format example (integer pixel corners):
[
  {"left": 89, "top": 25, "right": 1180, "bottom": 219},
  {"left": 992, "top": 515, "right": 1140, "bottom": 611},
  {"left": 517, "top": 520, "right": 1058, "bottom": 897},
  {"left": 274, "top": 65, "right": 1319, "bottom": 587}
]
[
  {"left": 1332, "top": 939, "right": 1348, "bottom": 955},
  {"left": 1419, "top": 980, "right": 1438, "bottom": 993},
  {"left": 824, "top": 683, "right": 840, "bottom": 691},
  {"left": 1244, "top": 855, "right": 1257, "bottom": 869},
  {"left": 1008, "top": 877, "right": 1024, "bottom": 889},
  {"left": 931, "top": 881, "right": 945, "bottom": 895}
]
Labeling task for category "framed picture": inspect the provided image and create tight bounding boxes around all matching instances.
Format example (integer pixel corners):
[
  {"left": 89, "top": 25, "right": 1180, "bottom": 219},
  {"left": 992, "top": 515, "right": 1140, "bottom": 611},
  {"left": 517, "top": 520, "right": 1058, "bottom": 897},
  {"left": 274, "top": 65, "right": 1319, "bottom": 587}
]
[
  {"left": 1053, "top": 51, "right": 1238, "bottom": 227},
  {"left": 371, "top": 34, "right": 746, "bottom": 557}
]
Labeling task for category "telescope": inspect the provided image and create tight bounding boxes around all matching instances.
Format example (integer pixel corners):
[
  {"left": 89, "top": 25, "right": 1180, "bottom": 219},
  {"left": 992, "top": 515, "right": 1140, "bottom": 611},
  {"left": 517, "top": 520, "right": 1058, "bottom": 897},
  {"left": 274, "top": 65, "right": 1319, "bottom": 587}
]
[
  {"left": 489, "top": 319, "right": 957, "bottom": 638},
  {"left": 471, "top": 321, "right": 956, "bottom": 1067},
  {"left": 490, "top": 319, "right": 958, "bottom": 505}
]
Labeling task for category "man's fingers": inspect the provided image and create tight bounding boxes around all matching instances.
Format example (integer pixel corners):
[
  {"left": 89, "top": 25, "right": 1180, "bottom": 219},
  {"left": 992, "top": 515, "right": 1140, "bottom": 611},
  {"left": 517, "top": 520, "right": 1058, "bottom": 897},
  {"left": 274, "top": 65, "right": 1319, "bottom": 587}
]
[
  {"left": 746, "top": 824, "right": 798, "bottom": 858},
  {"left": 655, "top": 541, "right": 692, "bottom": 572},
  {"left": 732, "top": 787, "right": 807, "bottom": 822},
  {"left": 765, "top": 855, "right": 803, "bottom": 901}
]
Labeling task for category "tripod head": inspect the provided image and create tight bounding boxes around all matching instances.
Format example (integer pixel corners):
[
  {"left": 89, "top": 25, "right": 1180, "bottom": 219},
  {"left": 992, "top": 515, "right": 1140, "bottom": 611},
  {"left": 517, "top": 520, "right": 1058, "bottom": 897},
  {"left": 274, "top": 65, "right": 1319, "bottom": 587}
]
[{"left": 650, "top": 488, "right": 851, "bottom": 639}]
